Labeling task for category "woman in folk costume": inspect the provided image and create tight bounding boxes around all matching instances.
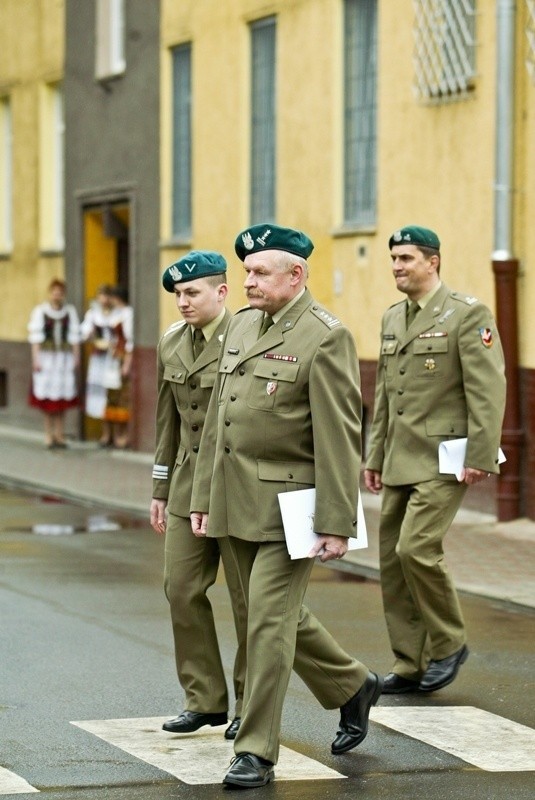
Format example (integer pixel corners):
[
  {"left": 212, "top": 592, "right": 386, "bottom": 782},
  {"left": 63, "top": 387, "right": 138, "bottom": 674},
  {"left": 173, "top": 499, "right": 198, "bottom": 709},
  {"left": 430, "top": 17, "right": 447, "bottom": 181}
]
[
  {"left": 105, "top": 286, "right": 134, "bottom": 448},
  {"left": 28, "top": 278, "right": 81, "bottom": 449}
]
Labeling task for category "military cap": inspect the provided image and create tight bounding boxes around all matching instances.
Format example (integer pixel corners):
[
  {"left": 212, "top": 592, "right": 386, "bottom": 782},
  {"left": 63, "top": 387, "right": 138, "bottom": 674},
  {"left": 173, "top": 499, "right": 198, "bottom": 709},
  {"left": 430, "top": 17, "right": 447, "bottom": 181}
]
[
  {"left": 162, "top": 250, "right": 227, "bottom": 292},
  {"left": 388, "top": 225, "right": 440, "bottom": 251},
  {"left": 235, "top": 223, "right": 314, "bottom": 261}
]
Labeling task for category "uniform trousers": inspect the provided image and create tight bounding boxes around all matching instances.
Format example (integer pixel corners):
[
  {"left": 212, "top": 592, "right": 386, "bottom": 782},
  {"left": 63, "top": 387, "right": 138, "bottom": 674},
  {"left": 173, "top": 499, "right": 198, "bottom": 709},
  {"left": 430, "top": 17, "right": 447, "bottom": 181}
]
[
  {"left": 379, "top": 480, "right": 468, "bottom": 679},
  {"left": 227, "top": 537, "right": 369, "bottom": 764},
  {"left": 164, "top": 513, "right": 247, "bottom": 716}
]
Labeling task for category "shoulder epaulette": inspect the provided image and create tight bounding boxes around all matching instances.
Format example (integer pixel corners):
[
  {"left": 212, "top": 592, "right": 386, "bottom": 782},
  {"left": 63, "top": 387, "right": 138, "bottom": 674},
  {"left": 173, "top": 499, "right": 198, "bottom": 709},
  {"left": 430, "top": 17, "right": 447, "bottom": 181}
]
[
  {"left": 161, "top": 320, "right": 187, "bottom": 339},
  {"left": 235, "top": 304, "right": 253, "bottom": 315},
  {"left": 450, "top": 292, "right": 479, "bottom": 306},
  {"left": 310, "top": 305, "right": 341, "bottom": 328}
]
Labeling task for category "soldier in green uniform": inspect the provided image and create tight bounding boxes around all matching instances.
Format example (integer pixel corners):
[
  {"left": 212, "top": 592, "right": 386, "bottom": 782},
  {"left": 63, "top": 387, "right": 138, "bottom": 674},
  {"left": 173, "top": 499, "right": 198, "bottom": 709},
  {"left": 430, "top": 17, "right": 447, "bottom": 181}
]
[
  {"left": 364, "top": 225, "right": 506, "bottom": 695},
  {"left": 191, "top": 225, "right": 382, "bottom": 789},
  {"left": 150, "top": 251, "right": 246, "bottom": 740}
]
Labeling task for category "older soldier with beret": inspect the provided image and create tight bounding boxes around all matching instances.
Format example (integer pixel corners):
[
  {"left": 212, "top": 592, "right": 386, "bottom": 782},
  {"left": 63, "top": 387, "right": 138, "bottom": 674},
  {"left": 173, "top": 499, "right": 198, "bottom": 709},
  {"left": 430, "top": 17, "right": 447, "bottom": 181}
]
[
  {"left": 150, "top": 251, "right": 247, "bottom": 740},
  {"left": 365, "top": 225, "right": 506, "bottom": 695},
  {"left": 191, "top": 224, "right": 382, "bottom": 788}
]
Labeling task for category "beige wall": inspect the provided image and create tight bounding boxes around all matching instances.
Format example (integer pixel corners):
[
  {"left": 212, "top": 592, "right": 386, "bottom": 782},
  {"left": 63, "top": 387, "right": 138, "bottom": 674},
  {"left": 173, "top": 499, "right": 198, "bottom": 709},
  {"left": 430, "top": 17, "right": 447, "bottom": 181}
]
[
  {"left": 160, "top": 0, "right": 534, "bottom": 366},
  {"left": 0, "top": 0, "right": 65, "bottom": 342}
]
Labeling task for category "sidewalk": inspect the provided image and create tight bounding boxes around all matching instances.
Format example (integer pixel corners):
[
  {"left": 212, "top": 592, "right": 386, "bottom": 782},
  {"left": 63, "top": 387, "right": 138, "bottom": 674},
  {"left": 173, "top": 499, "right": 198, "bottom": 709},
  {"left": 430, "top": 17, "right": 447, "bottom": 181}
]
[{"left": 0, "top": 423, "right": 533, "bottom": 610}]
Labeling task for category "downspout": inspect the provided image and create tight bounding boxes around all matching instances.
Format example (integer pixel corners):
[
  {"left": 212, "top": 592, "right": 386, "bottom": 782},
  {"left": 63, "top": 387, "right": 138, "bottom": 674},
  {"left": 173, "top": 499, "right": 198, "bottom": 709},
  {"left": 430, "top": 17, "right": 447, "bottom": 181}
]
[{"left": 491, "top": 0, "right": 522, "bottom": 520}]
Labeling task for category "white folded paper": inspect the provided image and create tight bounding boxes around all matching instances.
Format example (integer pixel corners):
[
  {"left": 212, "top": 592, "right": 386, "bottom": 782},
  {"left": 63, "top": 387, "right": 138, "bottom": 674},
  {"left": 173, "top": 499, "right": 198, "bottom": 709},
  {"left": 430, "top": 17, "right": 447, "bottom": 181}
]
[
  {"left": 438, "top": 437, "right": 506, "bottom": 481},
  {"left": 277, "top": 488, "right": 368, "bottom": 560}
]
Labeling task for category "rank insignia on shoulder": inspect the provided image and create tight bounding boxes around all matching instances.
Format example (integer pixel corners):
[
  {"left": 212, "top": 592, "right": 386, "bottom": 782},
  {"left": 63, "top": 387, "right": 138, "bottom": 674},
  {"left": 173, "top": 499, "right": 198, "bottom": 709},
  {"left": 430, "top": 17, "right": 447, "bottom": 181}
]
[
  {"left": 311, "top": 306, "right": 341, "bottom": 327},
  {"left": 479, "top": 327, "right": 494, "bottom": 348},
  {"left": 263, "top": 353, "right": 298, "bottom": 362}
]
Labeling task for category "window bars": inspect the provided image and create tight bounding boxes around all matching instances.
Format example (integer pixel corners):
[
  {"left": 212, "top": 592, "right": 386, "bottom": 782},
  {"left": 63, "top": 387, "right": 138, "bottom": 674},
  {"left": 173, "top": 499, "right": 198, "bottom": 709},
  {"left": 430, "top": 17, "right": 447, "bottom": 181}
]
[{"left": 413, "top": 0, "right": 477, "bottom": 102}]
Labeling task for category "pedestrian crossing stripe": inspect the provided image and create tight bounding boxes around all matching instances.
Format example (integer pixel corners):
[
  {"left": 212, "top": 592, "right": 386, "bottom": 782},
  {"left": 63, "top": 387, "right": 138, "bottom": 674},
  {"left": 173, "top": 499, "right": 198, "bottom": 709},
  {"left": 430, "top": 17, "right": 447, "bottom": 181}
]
[
  {"left": 71, "top": 717, "right": 346, "bottom": 785},
  {"left": 0, "top": 766, "right": 39, "bottom": 794},
  {"left": 370, "top": 706, "right": 535, "bottom": 772}
]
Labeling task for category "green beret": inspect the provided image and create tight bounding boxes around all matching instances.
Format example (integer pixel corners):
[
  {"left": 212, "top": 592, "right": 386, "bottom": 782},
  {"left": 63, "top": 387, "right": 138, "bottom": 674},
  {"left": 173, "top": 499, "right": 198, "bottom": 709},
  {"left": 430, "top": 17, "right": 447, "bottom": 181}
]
[
  {"left": 388, "top": 225, "right": 440, "bottom": 251},
  {"left": 235, "top": 223, "right": 314, "bottom": 261},
  {"left": 162, "top": 251, "right": 227, "bottom": 292}
]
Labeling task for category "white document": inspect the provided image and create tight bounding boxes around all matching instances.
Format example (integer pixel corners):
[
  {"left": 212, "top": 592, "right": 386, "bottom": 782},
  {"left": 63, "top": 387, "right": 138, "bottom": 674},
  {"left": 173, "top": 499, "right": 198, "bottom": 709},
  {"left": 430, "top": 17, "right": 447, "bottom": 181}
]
[
  {"left": 438, "top": 437, "right": 506, "bottom": 481},
  {"left": 277, "top": 488, "right": 368, "bottom": 560}
]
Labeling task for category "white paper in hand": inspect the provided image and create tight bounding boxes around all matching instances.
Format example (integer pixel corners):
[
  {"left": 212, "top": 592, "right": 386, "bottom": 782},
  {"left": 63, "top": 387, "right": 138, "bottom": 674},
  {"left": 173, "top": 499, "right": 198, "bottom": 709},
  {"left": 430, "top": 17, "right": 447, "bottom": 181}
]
[
  {"left": 438, "top": 437, "right": 506, "bottom": 481},
  {"left": 277, "top": 488, "right": 368, "bottom": 560}
]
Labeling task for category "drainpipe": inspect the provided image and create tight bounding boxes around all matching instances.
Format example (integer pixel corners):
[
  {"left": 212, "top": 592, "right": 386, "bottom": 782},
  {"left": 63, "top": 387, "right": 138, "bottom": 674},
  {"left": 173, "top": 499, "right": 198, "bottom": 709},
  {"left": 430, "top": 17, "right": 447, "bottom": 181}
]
[{"left": 491, "top": 0, "right": 522, "bottom": 520}]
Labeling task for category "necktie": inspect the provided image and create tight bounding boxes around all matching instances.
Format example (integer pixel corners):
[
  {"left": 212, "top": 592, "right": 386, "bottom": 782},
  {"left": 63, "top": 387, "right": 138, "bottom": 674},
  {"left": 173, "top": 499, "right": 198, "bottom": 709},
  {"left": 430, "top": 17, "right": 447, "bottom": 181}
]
[
  {"left": 193, "top": 328, "right": 205, "bottom": 359},
  {"left": 406, "top": 301, "right": 420, "bottom": 329},
  {"left": 259, "top": 315, "right": 274, "bottom": 338}
]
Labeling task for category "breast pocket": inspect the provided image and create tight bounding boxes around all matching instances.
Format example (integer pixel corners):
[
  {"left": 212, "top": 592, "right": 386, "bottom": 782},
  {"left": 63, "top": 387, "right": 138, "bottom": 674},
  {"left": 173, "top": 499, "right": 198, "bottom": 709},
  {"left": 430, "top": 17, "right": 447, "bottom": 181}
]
[
  {"left": 381, "top": 339, "right": 399, "bottom": 381},
  {"left": 412, "top": 336, "right": 449, "bottom": 378},
  {"left": 247, "top": 360, "right": 300, "bottom": 412}
]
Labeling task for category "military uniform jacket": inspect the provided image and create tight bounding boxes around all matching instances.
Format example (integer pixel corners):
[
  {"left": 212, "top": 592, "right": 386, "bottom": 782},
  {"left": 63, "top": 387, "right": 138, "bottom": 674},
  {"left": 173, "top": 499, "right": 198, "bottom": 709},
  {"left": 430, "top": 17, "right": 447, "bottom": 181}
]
[
  {"left": 190, "top": 289, "right": 362, "bottom": 542},
  {"left": 365, "top": 283, "right": 506, "bottom": 485},
  {"left": 152, "top": 310, "right": 231, "bottom": 516}
]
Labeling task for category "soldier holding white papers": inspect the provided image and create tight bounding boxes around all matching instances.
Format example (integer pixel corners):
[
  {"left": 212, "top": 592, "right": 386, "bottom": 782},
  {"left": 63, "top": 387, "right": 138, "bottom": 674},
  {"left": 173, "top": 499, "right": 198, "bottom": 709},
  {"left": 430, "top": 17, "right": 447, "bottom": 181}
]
[
  {"left": 191, "top": 224, "right": 382, "bottom": 789},
  {"left": 365, "top": 225, "right": 506, "bottom": 695}
]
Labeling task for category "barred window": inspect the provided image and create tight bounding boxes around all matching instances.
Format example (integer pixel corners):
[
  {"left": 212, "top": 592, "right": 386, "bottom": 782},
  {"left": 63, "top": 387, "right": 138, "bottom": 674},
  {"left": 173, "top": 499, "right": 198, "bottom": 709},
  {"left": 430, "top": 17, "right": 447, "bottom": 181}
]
[
  {"left": 527, "top": 0, "right": 535, "bottom": 82},
  {"left": 413, "top": 0, "right": 477, "bottom": 103}
]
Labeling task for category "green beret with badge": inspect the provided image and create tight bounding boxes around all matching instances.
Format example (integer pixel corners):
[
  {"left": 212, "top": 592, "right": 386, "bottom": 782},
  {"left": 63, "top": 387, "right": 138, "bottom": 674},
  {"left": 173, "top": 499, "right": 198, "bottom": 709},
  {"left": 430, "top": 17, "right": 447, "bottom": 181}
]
[
  {"left": 235, "top": 223, "right": 314, "bottom": 261},
  {"left": 162, "top": 250, "right": 227, "bottom": 292},
  {"left": 388, "top": 225, "right": 440, "bottom": 251}
]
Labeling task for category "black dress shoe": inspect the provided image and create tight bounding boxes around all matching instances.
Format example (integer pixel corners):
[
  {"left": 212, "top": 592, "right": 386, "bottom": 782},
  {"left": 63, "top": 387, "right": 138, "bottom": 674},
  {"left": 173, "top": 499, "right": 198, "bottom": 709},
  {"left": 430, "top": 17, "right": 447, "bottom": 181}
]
[
  {"left": 162, "top": 710, "right": 228, "bottom": 733},
  {"left": 223, "top": 753, "right": 274, "bottom": 788},
  {"left": 224, "top": 717, "right": 241, "bottom": 740},
  {"left": 331, "top": 672, "right": 383, "bottom": 754},
  {"left": 419, "top": 645, "right": 469, "bottom": 693},
  {"left": 382, "top": 672, "right": 420, "bottom": 694}
]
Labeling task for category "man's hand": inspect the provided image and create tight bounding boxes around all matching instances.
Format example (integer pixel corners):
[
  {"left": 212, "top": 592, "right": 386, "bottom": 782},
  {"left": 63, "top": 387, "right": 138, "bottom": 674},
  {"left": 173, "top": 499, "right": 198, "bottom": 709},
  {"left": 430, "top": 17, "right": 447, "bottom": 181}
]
[
  {"left": 190, "top": 512, "right": 208, "bottom": 537},
  {"left": 364, "top": 469, "right": 383, "bottom": 494},
  {"left": 308, "top": 534, "right": 348, "bottom": 562},
  {"left": 459, "top": 467, "right": 491, "bottom": 485},
  {"left": 150, "top": 498, "right": 167, "bottom": 534}
]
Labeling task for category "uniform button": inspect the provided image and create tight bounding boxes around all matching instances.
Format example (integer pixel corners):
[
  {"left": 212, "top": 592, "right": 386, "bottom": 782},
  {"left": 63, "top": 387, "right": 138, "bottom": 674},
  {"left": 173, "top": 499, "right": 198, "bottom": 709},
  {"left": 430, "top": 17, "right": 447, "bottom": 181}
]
[
  {"left": 190, "top": 383, "right": 197, "bottom": 390},
  {"left": 400, "top": 348, "right": 406, "bottom": 355},
  {"left": 224, "top": 446, "right": 231, "bottom": 453},
  {"left": 397, "top": 409, "right": 404, "bottom": 415},
  {"left": 225, "top": 420, "right": 231, "bottom": 426},
  {"left": 427, "top": 345, "right": 432, "bottom": 351},
  {"left": 230, "top": 395, "right": 236, "bottom": 401},
  {"left": 352, "top": 520, "right": 357, "bottom": 526},
  {"left": 239, "top": 368, "right": 245, "bottom": 376},
  {"left": 192, "top": 424, "right": 199, "bottom": 431},
  {"left": 191, "top": 403, "right": 198, "bottom": 410},
  {"left": 288, "top": 473, "right": 293, "bottom": 479},
  {"left": 399, "top": 368, "right": 406, "bottom": 375},
  {"left": 192, "top": 445, "right": 199, "bottom": 453},
  {"left": 450, "top": 426, "right": 455, "bottom": 432},
  {"left": 397, "top": 389, "right": 404, "bottom": 395}
]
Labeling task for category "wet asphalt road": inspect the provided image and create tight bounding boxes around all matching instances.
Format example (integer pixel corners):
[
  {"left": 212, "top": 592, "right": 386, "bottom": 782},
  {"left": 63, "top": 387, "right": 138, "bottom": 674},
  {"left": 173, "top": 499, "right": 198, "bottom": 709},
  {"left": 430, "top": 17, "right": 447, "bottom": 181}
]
[{"left": 0, "top": 486, "right": 534, "bottom": 800}]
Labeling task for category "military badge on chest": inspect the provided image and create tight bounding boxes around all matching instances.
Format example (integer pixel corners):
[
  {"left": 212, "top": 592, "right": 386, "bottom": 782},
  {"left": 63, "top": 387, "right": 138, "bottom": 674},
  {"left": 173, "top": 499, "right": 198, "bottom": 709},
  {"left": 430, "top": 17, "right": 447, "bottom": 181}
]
[{"left": 266, "top": 380, "right": 278, "bottom": 396}]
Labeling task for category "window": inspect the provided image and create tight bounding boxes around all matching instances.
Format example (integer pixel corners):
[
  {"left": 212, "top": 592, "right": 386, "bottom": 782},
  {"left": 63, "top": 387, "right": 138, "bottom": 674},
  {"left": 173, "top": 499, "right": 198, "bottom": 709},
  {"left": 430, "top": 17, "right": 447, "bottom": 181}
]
[
  {"left": 96, "top": 0, "right": 126, "bottom": 79},
  {"left": 343, "top": 0, "right": 378, "bottom": 227},
  {"left": 0, "top": 97, "right": 13, "bottom": 253},
  {"left": 413, "top": 0, "right": 477, "bottom": 102},
  {"left": 39, "top": 84, "right": 64, "bottom": 251},
  {"left": 250, "top": 17, "right": 277, "bottom": 224},
  {"left": 171, "top": 43, "right": 192, "bottom": 240}
]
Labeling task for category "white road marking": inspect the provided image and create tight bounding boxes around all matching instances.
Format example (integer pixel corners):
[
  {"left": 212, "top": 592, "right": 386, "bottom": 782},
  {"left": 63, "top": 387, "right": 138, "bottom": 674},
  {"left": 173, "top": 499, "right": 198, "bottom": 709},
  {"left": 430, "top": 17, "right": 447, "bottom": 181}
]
[
  {"left": 0, "top": 766, "right": 39, "bottom": 794},
  {"left": 371, "top": 706, "right": 535, "bottom": 772},
  {"left": 71, "top": 717, "right": 346, "bottom": 784}
]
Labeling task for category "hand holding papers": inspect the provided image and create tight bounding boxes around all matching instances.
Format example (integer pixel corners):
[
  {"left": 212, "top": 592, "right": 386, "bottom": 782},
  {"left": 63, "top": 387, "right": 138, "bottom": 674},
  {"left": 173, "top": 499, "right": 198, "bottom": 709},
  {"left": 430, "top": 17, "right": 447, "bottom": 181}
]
[
  {"left": 277, "top": 488, "right": 368, "bottom": 560},
  {"left": 438, "top": 437, "right": 506, "bottom": 481}
]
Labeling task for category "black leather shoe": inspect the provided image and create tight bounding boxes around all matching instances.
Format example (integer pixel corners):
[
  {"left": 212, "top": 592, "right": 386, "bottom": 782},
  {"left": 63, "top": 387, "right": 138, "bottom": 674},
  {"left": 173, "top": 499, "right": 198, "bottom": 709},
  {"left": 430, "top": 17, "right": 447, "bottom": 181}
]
[
  {"left": 224, "top": 717, "right": 241, "bottom": 740},
  {"left": 223, "top": 753, "right": 274, "bottom": 788},
  {"left": 331, "top": 672, "right": 383, "bottom": 754},
  {"left": 382, "top": 672, "right": 420, "bottom": 694},
  {"left": 419, "top": 645, "right": 469, "bottom": 693},
  {"left": 162, "top": 710, "right": 228, "bottom": 733}
]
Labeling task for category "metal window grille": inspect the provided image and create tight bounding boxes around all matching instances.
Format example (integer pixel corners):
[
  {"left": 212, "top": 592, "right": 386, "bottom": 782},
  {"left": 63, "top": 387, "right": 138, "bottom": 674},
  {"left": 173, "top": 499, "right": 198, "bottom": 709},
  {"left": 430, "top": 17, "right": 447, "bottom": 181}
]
[
  {"left": 172, "top": 44, "right": 192, "bottom": 239},
  {"left": 527, "top": 0, "right": 535, "bottom": 82},
  {"left": 343, "top": 0, "right": 378, "bottom": 226},
  {"left": 250, "top": 17, "right": 277, "bottom": 224},
  {"left": 413, "top": 0, "right": 477, "bottom": 103}
]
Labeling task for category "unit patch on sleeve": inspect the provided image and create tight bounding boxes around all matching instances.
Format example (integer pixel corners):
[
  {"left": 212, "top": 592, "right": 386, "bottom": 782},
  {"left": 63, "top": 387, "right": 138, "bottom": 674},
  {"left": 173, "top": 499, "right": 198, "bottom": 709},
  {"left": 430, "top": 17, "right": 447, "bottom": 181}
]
[{"left": 479, "top": 327, "right": 494, "bottom": 348}]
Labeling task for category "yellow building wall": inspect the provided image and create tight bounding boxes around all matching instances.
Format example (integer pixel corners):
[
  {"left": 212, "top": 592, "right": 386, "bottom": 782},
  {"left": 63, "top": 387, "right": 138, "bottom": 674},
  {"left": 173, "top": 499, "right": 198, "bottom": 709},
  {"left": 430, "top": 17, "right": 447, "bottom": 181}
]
[
  {"left": 160, "top": 0, "right": 535, "bottom": 368},
  {"left": 0, "top": 0, "right": 65, "bottom": 342}
]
